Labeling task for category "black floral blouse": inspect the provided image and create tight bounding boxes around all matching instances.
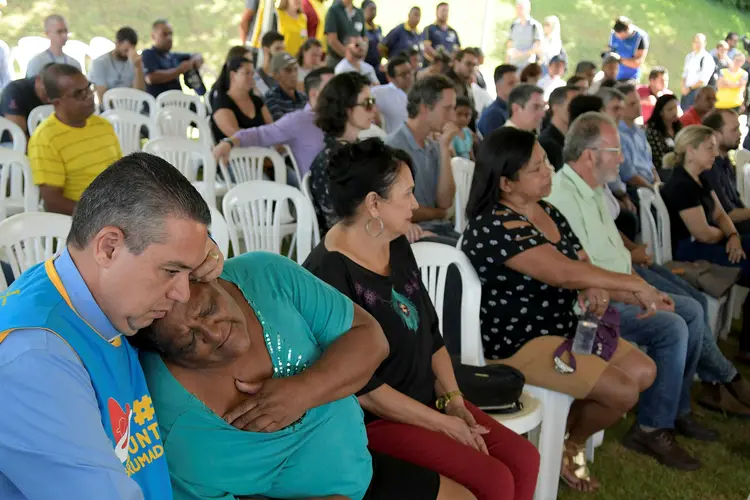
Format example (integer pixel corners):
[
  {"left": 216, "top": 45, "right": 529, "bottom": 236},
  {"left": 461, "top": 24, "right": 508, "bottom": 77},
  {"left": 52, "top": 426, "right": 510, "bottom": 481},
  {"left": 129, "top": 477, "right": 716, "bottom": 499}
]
[
  {"left": 310, "top": 134, "right": 343, "bottom": 235},
  {"left": 645, "top": 124, "right": 675, "bottom": 175},
  {"left": 461, "top": 201, "right": 583, "bottom": 360}
]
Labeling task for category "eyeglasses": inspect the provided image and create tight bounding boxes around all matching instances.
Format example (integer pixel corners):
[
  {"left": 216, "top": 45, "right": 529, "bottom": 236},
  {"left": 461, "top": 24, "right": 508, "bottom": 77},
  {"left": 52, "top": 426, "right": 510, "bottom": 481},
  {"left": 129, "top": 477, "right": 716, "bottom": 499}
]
[
  {"left": 355, "top": 96, "right": 377, "bottom": 111},
  {"left": 591, "top": 147, "right": 622, "bottom": 154},
  {"left": 64, "top": 82, "right": 94, "bottom": 101}
]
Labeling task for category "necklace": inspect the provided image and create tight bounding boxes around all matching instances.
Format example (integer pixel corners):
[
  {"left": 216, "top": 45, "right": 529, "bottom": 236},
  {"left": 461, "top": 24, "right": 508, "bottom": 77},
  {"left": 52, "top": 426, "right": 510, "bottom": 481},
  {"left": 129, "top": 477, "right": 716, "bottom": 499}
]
[
  {"left": 109, "top": 52, "right": 128, "bottom": 87},
  {"left": 47, "top": 49, "right": 69, "bottom": 65}
]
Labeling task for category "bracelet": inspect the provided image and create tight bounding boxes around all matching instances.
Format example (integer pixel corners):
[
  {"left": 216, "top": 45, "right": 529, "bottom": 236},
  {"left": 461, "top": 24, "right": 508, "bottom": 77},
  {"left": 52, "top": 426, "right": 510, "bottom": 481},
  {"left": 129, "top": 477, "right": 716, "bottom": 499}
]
[
  {"left": 728, "top": 232, "right": 740, "bottom": 240},
  {"left": 435, "top": 390, "right": 463, "bottom": 410},
  {"left": 222, "top": 137, "right": 235, "bottom": 149}
]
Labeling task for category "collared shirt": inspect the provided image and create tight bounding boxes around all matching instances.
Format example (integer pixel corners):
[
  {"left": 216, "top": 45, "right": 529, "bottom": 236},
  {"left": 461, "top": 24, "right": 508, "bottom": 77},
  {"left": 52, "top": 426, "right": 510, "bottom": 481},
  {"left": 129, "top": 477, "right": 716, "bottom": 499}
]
[
  {"left": 235, "top": 104, "right": 323, "bottom": 176},
  {"left": 507, "top": 17, "right": 543, "bottom": 68},
  {"left": 264, "top": 85, "right": 308, "bottom": 121},
  {"left": 89, "top": 52, "right": 136, "bottom": 91},
  {"left": 538, "top": 74, "right": 566, "bottom": 101},
  {"left": 323, "top": 2, "right": 365, "bottom": 65},
  {"left": 618, "top": 120, "right": 655, "bottom": 184},
  {"left": 0, "top": 249, "right": 145, "bottom": 499},
  {"left": 477, "top": 97, "right": 508, "bottom": 138},
  {"left": 682, "top": 49, "right": 716, "bottom": 88},
  {"left": 334, "top": 58, "right": 379, "bottom": 85},
  {"left": 364, "top": 23, "right": 384, "bottom": 71},
  {"left": 703, "top": 154, "right": 744, "bottom": 213},
  {"left": 371, "top": 83, "right": 408, "bottom": 133},
  {"left": 25, "top": 49, "right": 82, "bottom": 78},
  {"left": 423, "top": 23, "right": 460, "bottom": 55},
  {"left": 546, "top": 164, "right": 633, "bottom": 274},
  {"left": 141, "top": 46, "right": 193, "bottom": 97},
  {"left": 679, "top": 106, "right": 702, "bottom": 126},
  {"left": 383, "top": 23, "right": 422, "bottom": 59}
]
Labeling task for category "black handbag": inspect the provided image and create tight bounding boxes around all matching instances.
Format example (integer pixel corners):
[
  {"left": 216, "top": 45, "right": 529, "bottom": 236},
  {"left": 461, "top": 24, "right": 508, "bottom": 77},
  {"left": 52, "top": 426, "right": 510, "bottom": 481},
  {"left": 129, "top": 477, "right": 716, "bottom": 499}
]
[{"left": 450, "top": 356, "right": 525, "bottom": 414}]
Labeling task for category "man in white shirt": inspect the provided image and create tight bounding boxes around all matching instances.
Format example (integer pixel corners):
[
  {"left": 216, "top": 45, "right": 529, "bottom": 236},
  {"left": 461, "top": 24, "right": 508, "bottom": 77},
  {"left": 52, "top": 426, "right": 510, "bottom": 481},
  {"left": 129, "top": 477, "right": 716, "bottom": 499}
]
[
  {"left": 681, "top": 33, "right": 715, "bottom": 109},
  {"left": 371, "top": 55, "right": 413, "bottom": 133},
  {"left": 334, "top": 35, "right": 379, "bottom": 85},
  {"left": 537, "top": 54, "right": 567, "bottom": 101},
  {"left": 25, "top": 15, "right": 82, "bottom": 78}
]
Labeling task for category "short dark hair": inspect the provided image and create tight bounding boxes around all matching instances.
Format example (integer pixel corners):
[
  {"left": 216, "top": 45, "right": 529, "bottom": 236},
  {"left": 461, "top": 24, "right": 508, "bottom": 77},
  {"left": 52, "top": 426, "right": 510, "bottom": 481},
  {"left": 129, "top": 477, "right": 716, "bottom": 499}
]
[
  {"left": 613, "top": 16, "right": 631, "bottom": 33},
  {"left": 304, "top": 67, "right": 334, "bottom": 95},
  {"left": 600, "top": 78, "right": 618, "bottom": 89},
  {"left": 566, "top": 75, "right": 587, "bottom": 87},
  {"left": 68, "top": 153, "right": 211, "bottom": 254},
  {"left": 400, "top": 47, "right": 420, "bottom": 58},
  {"left": 454, "top": 48, "right": 479, "bottom": 61},
  {"left": 297, "top": 38, "right": 322, "bottom": 65},
  {"left": 649, "top": 66, "right": 667, "bottom": 80},
  {"left": 727, "top": 31, "right": 739, "bottom": 41},
  {"left": 466, "top": 127, "right": 537, "bottom": 218},
  {"left": 520, "top": 63, "right": 542, "bottom": 83},
  {"left": 437, "top": 2, "right": 448, "bottom": 10},
  {"left": 702, "top": 108, "right": 738, "bottom": 131},
  {"left": 575, "top": 61, "right": 597, "bottom": 74},
  {"left": 152, "top": 19, "right": 169, "bottom": 30},
  {"left": 596, "top": 87, "right": 625, "bottom": 107},
  {"left": 386, "top": 55, "right": 411, "bottom": 78},
  {"left": 568, "top": 95, "right": 604, "bottom": 124},
  {"left": 261, "top": 31, "right": 285, "bottom": 48},
  {"left": 410, "top": 6, "right": 421, "bottom": 13},
  {"left": 494, "top": 64, "right": 518, "bottom": 84},
  {"left": 508, "top": 84, "right": 543, "bottom": 117},
  {"left": 315, "top": 72, "right": 371, "bottom": 136},
  {"left": 549, "top": 86, "right": 577, "bottom": 110},
  {"left": 615, "top": 82, "right": 637, "bottom": 97},
  {"left": 406, "top": 75, "right": 456, "bottom": 119},
  {"left": 226, "top": 45, "right": 251, "bottom": 61},
  {"left": 328, "top": 139, "right": 415, "bottom": 222},
  {"left": 115, "top": 27, "right": 138, "bottom": 45},
  {"left": 455, "top": 96, "right": 472, "bottom": 109},
  {"left": 43, "top": 63, "right": 84, "bottom": 100}
]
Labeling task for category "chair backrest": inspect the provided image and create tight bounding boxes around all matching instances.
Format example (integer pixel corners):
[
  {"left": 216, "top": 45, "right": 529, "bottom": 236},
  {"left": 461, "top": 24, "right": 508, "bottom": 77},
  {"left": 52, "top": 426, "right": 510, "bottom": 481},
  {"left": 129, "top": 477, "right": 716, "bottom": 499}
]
[
  {"left": 27, "top": 105, "right": 54, "bottom": 135},
  {"left": 88, "top": 37, "right": 116, "bottom": 60},
  {"left": 411, "top": 241, "right": 484, "bottom": 367},
  {"left": 0, "top": 116, "right": 27, "bottom": 152},
  {"left": 142, "top": 137, "right": 216, "bottom": 206},
  {"left": 220, "top": 146, "right": 288, "bottom": 189},
  {"left": 222, "top": 180, "right": 314, "bottom": 263},
  {"left": 102, "top": 88, "right": 157, "bottom": 119},
  {"left": 0, "top": 150, "right": 39, "bottom": 220},
  {"left": 208, "top": 205, "right": 230, "bottom": 257},
  {"left": 358, "top": 123, "right": 387, "bottom": 140},
  {"left": 156, "top": 90, "right": 207, "bottom": 119},
  {"left": 737, "top": 147, "right": 750, "bottom": 204},
  {"left": 300, "top": 172, "right": 321, "bottom": 246},
  {"left": 101, "top": 109, "right": 157, "bottom": 155},
  {"left": 282, "top": 145, "right": 302, "bottom": 186},
  {"left": 11, "top": 37, "right": 50, "bottom": 77},
  {"left": 62, "top": 40, "right": 90, "bottom": 75},
  {"left": 0, "top": 212, "right": 71, "bottom": 285},
  {"left": 155, "top": 108, "right": 213, "bottom": 148},
  {"left": 652, "top": 185, "right": 673, "bottom": 263},
  {"left": 451, "top": 157, "right": 475, "bottom": 233},
  {"left": 639, "top": 185, "right": 672, "bottom": 264},
  {"left": 636, "top": 187, "right": 663, "bottom": 265}
]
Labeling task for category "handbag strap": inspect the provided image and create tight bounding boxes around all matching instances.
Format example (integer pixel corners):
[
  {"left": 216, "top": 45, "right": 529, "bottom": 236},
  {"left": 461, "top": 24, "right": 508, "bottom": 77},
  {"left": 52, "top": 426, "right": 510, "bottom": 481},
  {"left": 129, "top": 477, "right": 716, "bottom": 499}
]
[{"left": 553, "top": 338, "right": 577, "bottom": 373}]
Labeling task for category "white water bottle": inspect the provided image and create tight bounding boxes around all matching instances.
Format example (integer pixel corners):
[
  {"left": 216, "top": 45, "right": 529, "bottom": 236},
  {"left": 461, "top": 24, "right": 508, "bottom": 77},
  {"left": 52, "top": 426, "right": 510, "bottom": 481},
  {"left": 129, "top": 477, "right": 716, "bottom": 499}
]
[{"left": 572, "top": 311, "right": 599, "bottom": 355}]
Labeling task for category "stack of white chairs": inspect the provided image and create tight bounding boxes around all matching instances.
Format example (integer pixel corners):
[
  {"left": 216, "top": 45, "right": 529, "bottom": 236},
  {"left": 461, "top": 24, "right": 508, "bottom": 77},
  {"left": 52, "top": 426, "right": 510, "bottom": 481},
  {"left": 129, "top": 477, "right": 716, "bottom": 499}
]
[
  {"left": 208, "top": 206, "right": 230, "bottom": 258},
  {"left": 10, "top": 36, "right": 50, "bottom": 78},
  {"left": 27, "top": 105, "right": 54, "bottom": 135},
  {"left": 736, "top": 148, "right": 750, "bottom": 205},
  {"left": 102, "top": 88, "right": 157, "bottom": 119},
  {"left": 300, "top": 172, "right": 320, "bottom": 246},
  {"left": 156, "top": 90, "right": 207, "bottom": 119},
  {"left": 0, "top": 149, "right": 39, "bottom": 221},
  {"left": 0, "top": 116, "right": 27, "bottom": 152},
  {"left": 88, "top": 37, "right": 115, "bottom": 60},
  {"left": 62, "top": 40, "right": 90, "bottom": 75},
  {"left": 101, "top": 109, "right": 157, "bottom": 155},
  {"left": 451, "top": 157, "right": 475, "bottom": 233},
  {"left": 155, "top": 107, "right": 213, "bottom": 149}
]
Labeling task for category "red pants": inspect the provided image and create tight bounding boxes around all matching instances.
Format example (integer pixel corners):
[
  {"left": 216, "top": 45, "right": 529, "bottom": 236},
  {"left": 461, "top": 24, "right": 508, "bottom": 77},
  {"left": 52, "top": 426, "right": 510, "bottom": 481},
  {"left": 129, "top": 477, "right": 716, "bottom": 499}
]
[{"left": 366, "top": 401, "right": 540, "bottom": 500}]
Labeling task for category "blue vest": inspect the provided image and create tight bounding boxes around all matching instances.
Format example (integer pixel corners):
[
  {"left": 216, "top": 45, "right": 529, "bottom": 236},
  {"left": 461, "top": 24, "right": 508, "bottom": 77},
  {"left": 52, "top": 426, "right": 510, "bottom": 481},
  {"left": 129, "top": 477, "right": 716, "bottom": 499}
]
[
  {"left": 609, "top": 30, "right": 643, "bottom": 81},
  {"left": 0, "top": 260, "right": 172, "bottom": 499}
]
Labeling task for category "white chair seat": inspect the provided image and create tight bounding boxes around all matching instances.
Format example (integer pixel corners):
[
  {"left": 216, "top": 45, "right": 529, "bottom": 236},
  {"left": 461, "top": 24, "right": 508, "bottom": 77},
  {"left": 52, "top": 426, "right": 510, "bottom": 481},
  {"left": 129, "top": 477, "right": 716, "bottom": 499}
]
[
  {"left": 490, "top": 391, "right": 542, "bottom": 435},
  {"left": 101, "top": 109, "right": 157, "bottom": 155}
]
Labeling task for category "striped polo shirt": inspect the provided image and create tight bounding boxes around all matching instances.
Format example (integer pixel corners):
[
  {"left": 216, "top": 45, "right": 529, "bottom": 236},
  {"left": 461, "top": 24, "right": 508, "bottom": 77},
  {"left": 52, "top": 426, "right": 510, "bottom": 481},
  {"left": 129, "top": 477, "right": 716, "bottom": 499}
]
[{"left": 28, "top": 113, "right": 122, "bottom": 202}]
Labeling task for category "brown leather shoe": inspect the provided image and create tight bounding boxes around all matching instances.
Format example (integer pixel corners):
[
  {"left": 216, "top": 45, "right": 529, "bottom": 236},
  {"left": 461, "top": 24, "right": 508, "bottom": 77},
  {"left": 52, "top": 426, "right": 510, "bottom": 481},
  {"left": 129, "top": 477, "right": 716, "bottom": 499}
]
[
  {"left": 622, "top": 424, "right": 701, "bottom": 471},
  {"left": 727, "top": 378, "right": 750, "bottom": 408},
  {"left": 697, "top": 383, "right": 750, "bottom": 418}
]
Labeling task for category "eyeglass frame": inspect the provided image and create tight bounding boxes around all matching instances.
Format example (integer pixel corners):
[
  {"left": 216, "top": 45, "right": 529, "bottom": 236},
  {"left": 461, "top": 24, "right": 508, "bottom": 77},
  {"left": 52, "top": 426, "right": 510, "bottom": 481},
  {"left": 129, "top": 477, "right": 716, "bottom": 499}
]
[
  {"left": 354, "top": 96, "right": 377, "bottom": 111},
  {"left": 61, "top": 81, "right": 95, "bottom": 101}
]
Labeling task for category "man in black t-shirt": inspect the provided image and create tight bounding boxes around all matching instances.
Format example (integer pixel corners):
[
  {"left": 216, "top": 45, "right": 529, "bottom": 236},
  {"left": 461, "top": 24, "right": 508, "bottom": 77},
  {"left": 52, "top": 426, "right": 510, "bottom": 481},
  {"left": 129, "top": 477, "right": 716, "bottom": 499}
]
[{"left": 0, "top": 72, "right": 48, "bottom": 141}]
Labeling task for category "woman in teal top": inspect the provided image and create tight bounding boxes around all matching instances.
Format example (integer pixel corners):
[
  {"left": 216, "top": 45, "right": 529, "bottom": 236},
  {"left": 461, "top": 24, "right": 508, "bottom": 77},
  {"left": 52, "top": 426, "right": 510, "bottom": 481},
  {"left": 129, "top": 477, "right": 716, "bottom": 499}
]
[{"left": 136, "top": 252, "right": 463, "bottom": 500}]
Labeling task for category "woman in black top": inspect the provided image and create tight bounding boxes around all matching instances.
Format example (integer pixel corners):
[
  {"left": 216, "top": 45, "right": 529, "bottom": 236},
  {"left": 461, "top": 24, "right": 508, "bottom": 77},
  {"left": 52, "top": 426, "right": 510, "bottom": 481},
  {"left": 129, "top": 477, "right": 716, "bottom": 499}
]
[
  {"left": 210, "top": 57, "right": 272, "bottom": 142},
  {"left": 660, "top": 124, "right": 750, "bottom": 361},
  {"left": 304, "top": 139, "right": 541, "bottom": 500},
  {"left": 645, "top": 94, "right": 682, "bottom": 181},
  {"left": 462, "top": 127, "right": 657, "bottom": 492}
]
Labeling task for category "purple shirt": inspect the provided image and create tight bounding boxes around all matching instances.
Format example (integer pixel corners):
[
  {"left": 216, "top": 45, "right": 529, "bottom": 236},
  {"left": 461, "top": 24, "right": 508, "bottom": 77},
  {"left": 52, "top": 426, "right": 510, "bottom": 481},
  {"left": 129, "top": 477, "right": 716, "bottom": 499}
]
[{"left": 234, "top": 104, "right": 324, "bottom": 176}]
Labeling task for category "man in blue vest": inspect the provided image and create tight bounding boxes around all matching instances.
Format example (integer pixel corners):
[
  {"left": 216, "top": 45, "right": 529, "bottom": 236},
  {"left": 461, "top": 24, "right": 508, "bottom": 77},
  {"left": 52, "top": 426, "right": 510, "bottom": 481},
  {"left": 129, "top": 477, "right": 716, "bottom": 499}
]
[
  {"left": 607, "top": 16, "right": 649, "bottom": 82},
  {"left": 0, "top": 153, "right": 224, "bottom": 499}
]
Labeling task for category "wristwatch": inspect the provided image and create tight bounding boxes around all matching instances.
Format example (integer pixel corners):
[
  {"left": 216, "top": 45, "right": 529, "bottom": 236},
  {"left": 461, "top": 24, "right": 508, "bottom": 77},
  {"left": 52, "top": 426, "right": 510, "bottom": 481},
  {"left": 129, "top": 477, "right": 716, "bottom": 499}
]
[{"left": 222, "top": 137, "right": 235, "bottom": 149}]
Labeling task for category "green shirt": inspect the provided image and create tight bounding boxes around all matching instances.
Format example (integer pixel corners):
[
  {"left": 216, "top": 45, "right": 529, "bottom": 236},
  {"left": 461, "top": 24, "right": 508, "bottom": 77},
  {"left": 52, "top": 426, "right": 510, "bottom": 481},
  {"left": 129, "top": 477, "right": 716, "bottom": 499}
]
[
  {"left": 545, "top": 164, "right": 633, "bottom": 274},
  {"left": 141, "top": 252, "right": 372, "bottom": 500},
  {"left": 323, "top": 2, "right": 365, "bottom": 64}
]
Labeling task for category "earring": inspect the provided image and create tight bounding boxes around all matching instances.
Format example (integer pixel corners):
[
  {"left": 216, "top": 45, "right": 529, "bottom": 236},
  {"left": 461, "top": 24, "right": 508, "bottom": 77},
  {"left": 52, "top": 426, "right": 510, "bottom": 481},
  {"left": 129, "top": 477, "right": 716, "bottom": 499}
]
[{"left": 365, "top": 217, "right": 384, "bottom": 237}]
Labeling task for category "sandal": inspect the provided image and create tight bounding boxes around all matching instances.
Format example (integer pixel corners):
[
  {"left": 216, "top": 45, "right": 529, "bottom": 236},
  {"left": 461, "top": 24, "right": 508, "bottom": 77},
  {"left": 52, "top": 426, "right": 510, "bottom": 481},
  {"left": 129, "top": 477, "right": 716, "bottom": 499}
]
[{"left": 560, "top": 440, "right": 601, "bottom": 493}]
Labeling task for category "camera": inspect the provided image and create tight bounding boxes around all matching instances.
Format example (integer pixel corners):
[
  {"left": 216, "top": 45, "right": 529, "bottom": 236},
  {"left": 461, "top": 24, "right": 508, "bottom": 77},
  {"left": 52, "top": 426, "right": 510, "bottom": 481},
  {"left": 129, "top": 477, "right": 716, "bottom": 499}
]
[{"left": 742, "top": 35, "right": 750, "bottom": 53}]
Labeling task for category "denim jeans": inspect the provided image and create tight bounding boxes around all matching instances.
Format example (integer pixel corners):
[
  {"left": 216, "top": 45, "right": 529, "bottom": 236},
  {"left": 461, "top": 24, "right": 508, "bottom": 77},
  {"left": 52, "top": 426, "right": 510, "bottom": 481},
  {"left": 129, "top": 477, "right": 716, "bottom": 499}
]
[
  {"left": 636, "top": 265, "right": 737, "bottom": 384},
  {"left": 612, "top": 292, "right": 703, "bottom": 429},
  {"left": 680, "top": 88, "right": 699, "bottom": 110}
]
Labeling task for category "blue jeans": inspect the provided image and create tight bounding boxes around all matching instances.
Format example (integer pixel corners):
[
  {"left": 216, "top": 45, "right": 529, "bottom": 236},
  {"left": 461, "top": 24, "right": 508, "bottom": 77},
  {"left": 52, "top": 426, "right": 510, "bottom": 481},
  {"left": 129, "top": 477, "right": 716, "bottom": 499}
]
[
  {"left": 636, "top": 265, "right": 737, "bottom": 384},
  {"left": 681, "top": 88, "right": 699, "bottom": 110},
  {"left": 613, "top": 292, "right": 703, "bottom": 429}
]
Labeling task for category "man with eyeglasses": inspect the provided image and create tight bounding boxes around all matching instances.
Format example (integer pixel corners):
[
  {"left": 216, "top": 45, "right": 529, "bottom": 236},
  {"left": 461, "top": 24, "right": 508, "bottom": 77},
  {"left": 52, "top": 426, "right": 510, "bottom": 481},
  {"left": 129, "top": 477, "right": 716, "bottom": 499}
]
[
  {"left": 27, "top": 64, "right": 121, "bottom": 215},
  {"left": 371, "top": 55, "right": 414, "bottom": 133},
  {"left": 25, "top": 14, "right": 82, "bottom": 78}
]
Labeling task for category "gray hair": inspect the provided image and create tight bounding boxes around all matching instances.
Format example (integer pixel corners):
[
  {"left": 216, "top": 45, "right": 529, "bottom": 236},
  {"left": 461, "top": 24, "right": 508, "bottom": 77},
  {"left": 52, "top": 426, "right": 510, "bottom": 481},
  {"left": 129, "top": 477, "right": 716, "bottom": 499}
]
[
  {"left": 508, "top": 83, "right": 543, "bottom": 118},
  {"left": 406, "top": 75, "right": 456, "bottom": 119},
  {"left": 44, "top": 14, "right": 66, "bottom": 31},
  {"left": 563, "top": 112, "right": 617, "bottom": 163},
  {"left": 596, "top": 87, "right": 625, "bottom": 107},
  {"left": 67, "top": 153, "right": 211, "bottom": 254}
]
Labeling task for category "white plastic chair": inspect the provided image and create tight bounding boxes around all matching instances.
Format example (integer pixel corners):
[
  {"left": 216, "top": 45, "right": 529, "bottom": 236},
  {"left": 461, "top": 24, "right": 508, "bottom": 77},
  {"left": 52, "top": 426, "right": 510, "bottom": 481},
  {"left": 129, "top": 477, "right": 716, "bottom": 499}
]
[
  {"left": 451, "top": 157, "right": 475, "bottom": 233},
  {"left": 300, "top": 172, "right": 321, "bottom": 246},
  {"left": 220, "top": 146, "right": 288, "bottom": 189},
  {"left": 27, "top": 105, "right": 54, "bottom": 135},
  {"left": 155, "top": 108, "right": 213, "bottom": 148},
  {"left": 222, "top": 180, "right": 313, "bottom": 264},
  {"left": 101, "top": 110, "right": 157, "bottom": 155},
  {"left": 358, "top": 123, "right": 387, "bottom": 140},
  {"left": 156, "top": 90, "right": 207, "bottom": 119},
  {"left": 0, "top": 212, "right": 71, "bottom": 290},
  {"left": 737, "top": 148, "right": 750, "bottom": 205},
  {"left": 102, "top": 88, "right": 157, "bottom": 119},
  {"left": 208, "top": 205, "right": 230, "bottom": 258},
  {"left": 0, "top": 116, "right": 27, "bottom": 152},
  {"left": 11, "top": 37, "right": 50, "bottom": 77},
  {"left": 62, "top": 40, "right": 90, "bottom": 75},
  {"left": 0, "top": 150, "right": 39, "bottom": 221},
  {"left": 142, "top": 137, "right": 217, "bottom": 209},
  {"left": 88, "top": 36, "right": 116, "bottom": 60},
  {"left": 282, "top": 145, "right": 302, "bottom": 187}
]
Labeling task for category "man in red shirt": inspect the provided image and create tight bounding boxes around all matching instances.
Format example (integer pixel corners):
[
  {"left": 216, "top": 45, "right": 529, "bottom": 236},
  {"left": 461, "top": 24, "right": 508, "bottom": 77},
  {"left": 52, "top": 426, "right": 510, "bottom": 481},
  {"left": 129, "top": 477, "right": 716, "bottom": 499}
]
[
  {"left": 637, "top": 66, "right": 672, "bottom": 122},
  {"left": 679, "top": 85, "right": 716, "bottom": 126}
]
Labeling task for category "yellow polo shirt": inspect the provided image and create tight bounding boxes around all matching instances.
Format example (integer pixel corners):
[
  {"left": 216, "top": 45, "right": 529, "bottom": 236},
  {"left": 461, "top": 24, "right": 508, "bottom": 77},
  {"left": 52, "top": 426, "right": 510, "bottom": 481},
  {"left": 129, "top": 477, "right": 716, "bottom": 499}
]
[
  {"left": 28, "top": 113, "right": 122, "bottom": 202},
  {"left": 278, "top": 10, "right": 309, "bottom": 57}
]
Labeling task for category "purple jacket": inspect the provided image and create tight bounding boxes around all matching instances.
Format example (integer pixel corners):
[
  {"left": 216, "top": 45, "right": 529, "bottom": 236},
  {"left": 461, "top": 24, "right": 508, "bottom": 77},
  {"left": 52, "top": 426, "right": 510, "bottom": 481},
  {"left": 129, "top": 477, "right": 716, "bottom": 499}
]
[{"left": 234, "top": 104, "right": 324, "bottom": 177}]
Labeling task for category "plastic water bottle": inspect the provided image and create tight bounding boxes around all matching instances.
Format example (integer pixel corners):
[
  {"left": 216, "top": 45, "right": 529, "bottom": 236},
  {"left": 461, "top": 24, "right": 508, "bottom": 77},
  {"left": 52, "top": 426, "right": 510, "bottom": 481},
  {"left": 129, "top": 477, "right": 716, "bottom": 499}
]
[{"left": 572, "top": 312, "right": 599, "bottom": 355}]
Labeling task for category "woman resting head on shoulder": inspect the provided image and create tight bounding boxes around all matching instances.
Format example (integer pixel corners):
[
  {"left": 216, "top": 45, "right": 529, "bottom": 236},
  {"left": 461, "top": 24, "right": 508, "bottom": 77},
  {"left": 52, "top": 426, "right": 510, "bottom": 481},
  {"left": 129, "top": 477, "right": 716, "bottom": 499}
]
[{"left": 304, "top": 138, "right": 541, "bottom": 500}]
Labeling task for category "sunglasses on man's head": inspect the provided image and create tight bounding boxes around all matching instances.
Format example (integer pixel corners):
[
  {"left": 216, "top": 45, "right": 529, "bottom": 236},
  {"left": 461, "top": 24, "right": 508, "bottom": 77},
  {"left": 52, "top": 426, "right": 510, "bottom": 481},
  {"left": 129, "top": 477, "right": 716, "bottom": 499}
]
[{"left": 355, "top": 96, "right": 377, "bottom": 111}]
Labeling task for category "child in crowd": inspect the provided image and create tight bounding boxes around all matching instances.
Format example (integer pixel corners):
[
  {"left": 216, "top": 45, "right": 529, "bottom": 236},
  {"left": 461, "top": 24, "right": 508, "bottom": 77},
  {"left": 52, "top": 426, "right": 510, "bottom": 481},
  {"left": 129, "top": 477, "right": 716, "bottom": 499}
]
[{"left": 451, "top": 96, "right": 475, "bottom": 160}]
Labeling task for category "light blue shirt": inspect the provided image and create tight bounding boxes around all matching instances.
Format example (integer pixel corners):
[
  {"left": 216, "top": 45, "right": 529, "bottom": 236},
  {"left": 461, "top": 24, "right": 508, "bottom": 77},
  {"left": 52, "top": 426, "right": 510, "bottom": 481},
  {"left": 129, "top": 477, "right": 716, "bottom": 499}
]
[
  {"left": 371, "top": 83, "right": 408, "bottom": 134},
  {"left": 334, "top": 58, "right": 380, "bottom": 85},
  {"left": 0, "top": 250, "right": 144, "bottom": 500},
  {"left": 618, "top": 120, "right": 655, "bottom": 184}
]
